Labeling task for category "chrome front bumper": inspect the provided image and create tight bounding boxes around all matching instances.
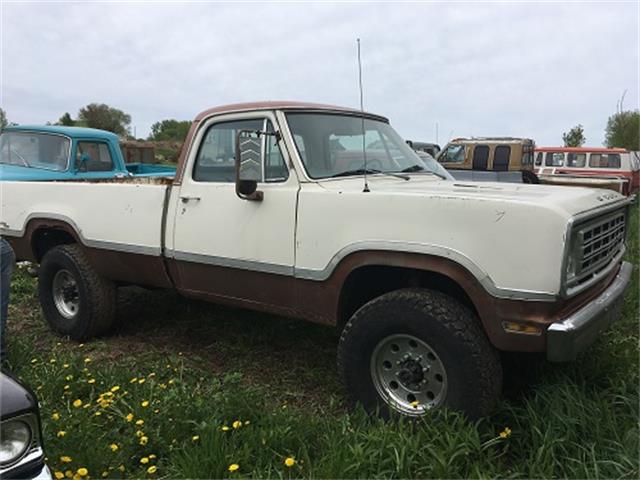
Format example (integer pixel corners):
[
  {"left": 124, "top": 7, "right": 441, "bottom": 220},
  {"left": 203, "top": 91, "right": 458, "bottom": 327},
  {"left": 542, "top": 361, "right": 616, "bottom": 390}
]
[{"left": 547, "top": 261, "right": 633, "bottom": 362}]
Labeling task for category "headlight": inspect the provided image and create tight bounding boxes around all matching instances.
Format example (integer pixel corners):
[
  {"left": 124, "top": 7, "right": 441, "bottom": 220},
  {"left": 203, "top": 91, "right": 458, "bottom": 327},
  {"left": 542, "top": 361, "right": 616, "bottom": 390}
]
[{"left": 0, "top": 420, "right": 32, "bottom": 466}]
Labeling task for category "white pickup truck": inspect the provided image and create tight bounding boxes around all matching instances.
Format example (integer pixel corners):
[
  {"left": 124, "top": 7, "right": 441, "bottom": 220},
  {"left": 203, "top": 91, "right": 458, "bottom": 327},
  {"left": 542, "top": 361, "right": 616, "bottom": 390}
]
[{"left": 1, "top": 101, "right": 632, "bottom": 418}]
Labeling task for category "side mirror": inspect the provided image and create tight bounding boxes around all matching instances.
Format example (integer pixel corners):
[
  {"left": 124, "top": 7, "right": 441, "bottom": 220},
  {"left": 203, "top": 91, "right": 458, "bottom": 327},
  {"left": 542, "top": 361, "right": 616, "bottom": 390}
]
[
  {"left": 235, "top": 130, "right": 264, "bottom": 201},
  {"left": 75, "top": 152, "right": 91, "bottom": 173}
]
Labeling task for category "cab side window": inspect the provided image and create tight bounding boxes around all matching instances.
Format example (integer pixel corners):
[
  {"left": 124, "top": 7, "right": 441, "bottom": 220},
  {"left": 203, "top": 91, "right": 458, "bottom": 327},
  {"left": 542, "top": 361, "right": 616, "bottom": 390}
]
[
  {"left": 535, "top": 152, "right": 543, "bottom": 166},
  {"left": 566, "top": 153, "right": 586, "bottom": 167},
  {"left": 589, "top": 153, "right": 621, "bottom": 169},
  {"left": 76, "top": 142, "right": 114, "bottom": 172},
  {"left": 194, "top": 119, "right": 288, "bottom": 183},
  {"left": 545, "top": 152, "right": 564, "bottom": 167}
]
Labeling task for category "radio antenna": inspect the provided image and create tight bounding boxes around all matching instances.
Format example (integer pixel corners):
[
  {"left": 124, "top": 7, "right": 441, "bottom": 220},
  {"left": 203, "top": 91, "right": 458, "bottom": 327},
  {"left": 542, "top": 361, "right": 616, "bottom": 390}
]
[{"left": 357, "top": 38, "right": 370, "bottom": 193}]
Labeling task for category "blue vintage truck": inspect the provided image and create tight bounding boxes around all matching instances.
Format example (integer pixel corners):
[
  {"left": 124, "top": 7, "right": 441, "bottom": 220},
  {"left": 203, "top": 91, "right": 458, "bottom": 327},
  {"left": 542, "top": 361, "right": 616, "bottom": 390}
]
[{"left": 0, "top": 125, "right": 176, "bottom": 180}]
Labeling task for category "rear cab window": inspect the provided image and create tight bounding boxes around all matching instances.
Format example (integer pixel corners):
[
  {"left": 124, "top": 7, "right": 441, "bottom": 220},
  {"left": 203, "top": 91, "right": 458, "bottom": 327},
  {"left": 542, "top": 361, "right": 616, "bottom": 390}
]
[{"left": 0, "top": 131, "right": 70, "bottom": 171}]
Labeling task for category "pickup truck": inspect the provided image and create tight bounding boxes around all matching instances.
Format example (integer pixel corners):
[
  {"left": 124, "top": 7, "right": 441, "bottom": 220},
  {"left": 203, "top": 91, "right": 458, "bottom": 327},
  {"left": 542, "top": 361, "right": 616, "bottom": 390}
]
[
  {"left": 1, "top": 101, "right": 632, "bottom": 419},
  {"left": 0, "top": 125, "right": 176, "bottom": 180}
]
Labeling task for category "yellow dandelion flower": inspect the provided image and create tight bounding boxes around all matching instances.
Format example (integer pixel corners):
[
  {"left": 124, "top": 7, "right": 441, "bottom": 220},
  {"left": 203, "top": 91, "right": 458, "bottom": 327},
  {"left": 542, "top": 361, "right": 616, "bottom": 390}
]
[
  {"left": 139, "top": 436, "right": 149, "bottom": 446},
  {"left": 136, "top": 430, "right": 144, "bottom": 437},
  {"left": 54, "top": 471, "right": 65, "bottom": 480},
  {"left": 52, "top": 412, "right": 61, "bottom": 421},
  {"left": 64, "top": 385, "right": 70, "bottom": 390},
  {"left": 101, "top": 472, "right": 109, "bottom": 478},
  {"left": 50, "top": 359, "right": 56, "bottom": 364},
  {"left": 140, "top": 457, "right": 149, "bottom": 464},
  {"left": 30, "top": 358, "right": 38, "bottom": 364},
  {"left": 78, "top": 343, "right": 84, "bottom": 347},
  {"left": 72, "top": 399, "right": 82, "bottom": 408},
  {"left": 110, "top": 386, "right": 120, "bottom": 393},
  {"left": 284, "top": 457, "right": 296, "bottom": 467},
  {"left": 148, "top": 454, "right": 156, "bottom": 460},
  {"left": 57, "top": 431, "right": 66, "bottom": 438},
  {"left": 87, "top": 379, "right": 96, "bottom": 384},
  {"left": 65, "top": 470, "right": 73, "bottom": 478},
  {"left": 76, "top": 468, "right": 88, "bottom": 477},
  {"left": 228, "top": 464, "right": 239, "bottom": 472},
  {"left": 125, "top": 413, "right": 134, "bottom": 422},
  {"left": 167, "top": 379, "right": 174, "bottom": 385},
  {"left": 232, "top": 420, "right": 242, "bottom": 429},
  {"left": 117, "top": 465, "right": 125, "bottom": 472},
  {"left": 109, "top": 443, "right": 118, "bottom": 452},
  {"left": 154, "top": 409, "right": 160, "bottom": 414},
  {"left": 221, "top": 426, "right": 230, "bottom": 432},
  {"left": 410, "top": 400, "right": 420, "bottom": 408},
  {"left": 94, "top": 411, "right": 102, "bottom": 417},
  {"left": 141, "top": 400, "right": 149, "bottom": 408},
  {"left": 191, "top": 435, "right": 200, "bottom": 442},
  {"left": 244, "top": 420, "right": 250, "bottom": 426},
  {"left": 138, "top": 378, "right": 146, "bottom": 384},
  {"left": 65, "top": 375, "right": 73, "bottom": 381},
  {"left": 63, "top": 364, "right": 70, "bottom": 369},
  {"left": 60, "top": 456, "right": 73, "bottom": 463},
  {"left": 130, "top": 377, "right": 138, "bottom": 383},
  {"left": 136, "top": 419, "right": 144, "bottom": 426},
  {"left": 147, "top": 466, "right": 157, "bottom": 474},
  {"left": 148, "top": 372, "right": 156, "bottom": 378},
  {"left": 159, "top": 384, "right": 167, "bottom": 389},
  {"left": 83, "top": 357, "right": 91, "bottom": 363},
  {"left": 499, "top": 427, "right": 512, "bottom": 439}
]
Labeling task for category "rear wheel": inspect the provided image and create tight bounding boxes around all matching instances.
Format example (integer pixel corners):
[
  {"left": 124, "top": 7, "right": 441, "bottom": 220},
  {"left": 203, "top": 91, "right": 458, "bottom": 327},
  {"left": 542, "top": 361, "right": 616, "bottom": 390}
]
[
  {"left": 337, "top": 288, "right": 502, "bottom": 419},
  {"left": 38, "top": 244, "right": 116, "bottom": 341}
]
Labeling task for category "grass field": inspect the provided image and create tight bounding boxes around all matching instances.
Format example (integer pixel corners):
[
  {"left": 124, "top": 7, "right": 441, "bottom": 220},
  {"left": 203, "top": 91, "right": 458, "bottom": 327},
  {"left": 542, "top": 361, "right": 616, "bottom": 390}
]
[{"left": 4, "top": 205, "right": 638, "bottom": 479}]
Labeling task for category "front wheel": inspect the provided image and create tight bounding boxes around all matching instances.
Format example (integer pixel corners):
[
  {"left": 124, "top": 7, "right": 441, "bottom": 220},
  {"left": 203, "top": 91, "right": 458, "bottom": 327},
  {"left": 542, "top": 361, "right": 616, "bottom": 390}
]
[
  {"left": 337, "top": 288, "right": 502, "bottom": 419},
  {"left": 38, "top": 244, "right": 116, "bottom": 341}
]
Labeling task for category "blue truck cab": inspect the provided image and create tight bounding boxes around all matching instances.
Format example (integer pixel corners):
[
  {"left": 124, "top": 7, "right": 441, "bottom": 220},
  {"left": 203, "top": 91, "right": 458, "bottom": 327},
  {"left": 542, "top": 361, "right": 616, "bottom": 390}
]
[{"left": 0, "top": 125, "right": 176, "bottom": 180}]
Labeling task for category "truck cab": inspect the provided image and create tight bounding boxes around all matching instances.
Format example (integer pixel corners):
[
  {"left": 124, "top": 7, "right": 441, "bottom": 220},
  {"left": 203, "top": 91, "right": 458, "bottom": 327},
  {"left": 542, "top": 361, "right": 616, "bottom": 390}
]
[{"left": 0, "top": 125, "right": 175, "bottom": 181}]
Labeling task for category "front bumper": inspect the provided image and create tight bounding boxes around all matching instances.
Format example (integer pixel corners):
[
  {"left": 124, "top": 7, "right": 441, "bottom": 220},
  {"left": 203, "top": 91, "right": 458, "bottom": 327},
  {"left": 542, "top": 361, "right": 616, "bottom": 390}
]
[{"left": 547, "top": 261, "right": 632, "bottom": 362}]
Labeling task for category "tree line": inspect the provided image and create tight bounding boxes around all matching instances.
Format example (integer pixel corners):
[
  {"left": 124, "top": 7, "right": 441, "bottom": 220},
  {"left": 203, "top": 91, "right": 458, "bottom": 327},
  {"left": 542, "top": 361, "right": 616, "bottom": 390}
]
[{"left": 1, "top": 103, "right": 639, "bottom": 150}]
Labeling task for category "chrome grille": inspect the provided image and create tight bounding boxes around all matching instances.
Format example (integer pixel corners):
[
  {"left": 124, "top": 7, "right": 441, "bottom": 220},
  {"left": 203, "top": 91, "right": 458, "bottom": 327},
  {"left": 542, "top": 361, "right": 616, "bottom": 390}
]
[{"left": 568, "top": 209, "right": 626, "bottom": 291}]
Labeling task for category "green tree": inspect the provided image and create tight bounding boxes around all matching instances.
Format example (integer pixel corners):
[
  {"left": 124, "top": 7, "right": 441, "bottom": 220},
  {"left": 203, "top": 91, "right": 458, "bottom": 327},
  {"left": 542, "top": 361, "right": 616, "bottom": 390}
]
[
  {"left": 562, "top": 124, "right": 586, "bottom": 147},
  {"left": 148, "top": 119, "right": 191, "bottom": 141},
  {"left": 605, "top": 110, "right": 640, "bottom": 150},
  {"left": 77, "top": 103, "right": 131, "bottom": 136},
  {"left": 57, "top": 112, "right": 75, "bottom": 126},
  {"left": 0, "top": 108, "right": 7, "bottom": 130}
]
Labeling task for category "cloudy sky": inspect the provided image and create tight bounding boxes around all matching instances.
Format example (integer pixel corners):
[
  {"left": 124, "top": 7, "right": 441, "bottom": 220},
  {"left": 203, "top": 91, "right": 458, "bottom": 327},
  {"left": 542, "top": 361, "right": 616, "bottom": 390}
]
[{"left": 1, "top": 1, "right": 637, "bottom": 146}]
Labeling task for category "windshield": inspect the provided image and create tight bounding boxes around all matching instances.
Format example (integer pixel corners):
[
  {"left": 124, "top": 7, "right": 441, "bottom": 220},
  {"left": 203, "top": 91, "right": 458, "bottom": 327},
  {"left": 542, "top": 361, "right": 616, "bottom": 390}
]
[
  {"left": 286, "top": 113, "right": 450, "bottom": 180},
  {"left": 0, "top": 131, "right": 70, "bottom": 171}
]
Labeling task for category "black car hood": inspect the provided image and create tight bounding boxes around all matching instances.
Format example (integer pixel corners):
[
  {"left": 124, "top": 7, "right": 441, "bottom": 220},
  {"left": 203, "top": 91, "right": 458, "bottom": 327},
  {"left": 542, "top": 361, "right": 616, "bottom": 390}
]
[{"left": 1, "top": 371, "right": 37, "bottom": 419}]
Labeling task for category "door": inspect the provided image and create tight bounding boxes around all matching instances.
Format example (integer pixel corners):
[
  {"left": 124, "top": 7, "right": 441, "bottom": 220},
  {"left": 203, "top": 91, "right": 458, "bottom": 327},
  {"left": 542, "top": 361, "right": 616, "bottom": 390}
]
[
  {"left": 168, "top": 112, "right": 299, "bottom": 307},
  {"left": 472, "top": 145, "right": 489, "bottom": 170}
]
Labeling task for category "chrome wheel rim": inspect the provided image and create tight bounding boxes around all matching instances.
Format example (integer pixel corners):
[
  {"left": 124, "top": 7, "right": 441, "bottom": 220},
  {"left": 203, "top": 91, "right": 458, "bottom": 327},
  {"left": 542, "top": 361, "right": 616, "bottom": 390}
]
[
  {"left": 52, "top": 269, "right": 79, "bottom": 319},
  {"left": 370, "top": 333, "right": 447, "bottom": 415}
]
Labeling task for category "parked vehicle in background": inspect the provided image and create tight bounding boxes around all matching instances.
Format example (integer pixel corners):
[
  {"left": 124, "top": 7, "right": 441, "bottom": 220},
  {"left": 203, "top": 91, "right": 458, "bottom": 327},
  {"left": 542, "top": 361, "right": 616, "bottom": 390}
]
[
  {"left": 0, "top": 101, "right": 632, "bottom": 420},
  {"left": 407, "top": 140, "right": 441, "bottom": 157},
  {"left": 437, "top": 137, "right": 538, "bottom": 183},
  {"left": 0, "top": 126, "right": 176, "bottom": 181},
  {"left": 534, "top": 147, "right": 640, "bottom": 196},
  {"left": 0, "top": 371, "right": 51, "bottom": 479}
]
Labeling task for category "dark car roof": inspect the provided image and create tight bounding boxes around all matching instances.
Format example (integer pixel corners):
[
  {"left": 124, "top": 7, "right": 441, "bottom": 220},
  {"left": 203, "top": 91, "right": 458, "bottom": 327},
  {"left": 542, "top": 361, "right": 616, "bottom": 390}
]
[{"left": 1, "top": 371, "right": 37, "bottom": 419}]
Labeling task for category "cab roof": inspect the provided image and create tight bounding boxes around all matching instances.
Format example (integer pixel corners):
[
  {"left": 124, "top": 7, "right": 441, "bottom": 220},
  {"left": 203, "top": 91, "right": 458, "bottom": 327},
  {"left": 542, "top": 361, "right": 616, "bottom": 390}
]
[
  {"left": 194, "top": 101, "right": 388, "bottom": 122},
  {"left": 2, "top": 125, "right": 120, "bottom": 140}
]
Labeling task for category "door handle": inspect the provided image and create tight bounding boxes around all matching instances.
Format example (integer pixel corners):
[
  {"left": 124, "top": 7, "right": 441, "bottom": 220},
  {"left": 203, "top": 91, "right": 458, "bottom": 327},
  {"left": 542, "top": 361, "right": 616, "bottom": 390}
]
[{"left": 180, "top": 195, "right": 201, "bottom": 203}]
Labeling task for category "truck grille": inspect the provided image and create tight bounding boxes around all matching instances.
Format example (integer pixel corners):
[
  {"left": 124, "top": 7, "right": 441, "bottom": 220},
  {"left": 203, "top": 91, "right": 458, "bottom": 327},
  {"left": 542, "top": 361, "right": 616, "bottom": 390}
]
[{"left": 568, "top": 209, "right": 626, "bottom": 291}]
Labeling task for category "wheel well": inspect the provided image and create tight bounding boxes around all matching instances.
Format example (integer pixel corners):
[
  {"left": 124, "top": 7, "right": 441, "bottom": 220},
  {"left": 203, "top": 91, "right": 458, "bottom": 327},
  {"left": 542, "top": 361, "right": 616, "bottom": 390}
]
[
  {"left": 32, "top": 228, "right": 76, "bottom": 262},
  {"left": 337, "top": 265, "right": 478, "bottom": 329}
]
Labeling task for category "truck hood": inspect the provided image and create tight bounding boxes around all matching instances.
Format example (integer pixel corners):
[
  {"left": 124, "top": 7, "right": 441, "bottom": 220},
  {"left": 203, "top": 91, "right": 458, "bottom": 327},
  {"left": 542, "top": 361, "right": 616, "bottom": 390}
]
[
  {"left": 315, "top": 175, "right": 627, "bottom": 219},
  {"left": 0, "top": 163, "right": 70, "bottom": 181}
]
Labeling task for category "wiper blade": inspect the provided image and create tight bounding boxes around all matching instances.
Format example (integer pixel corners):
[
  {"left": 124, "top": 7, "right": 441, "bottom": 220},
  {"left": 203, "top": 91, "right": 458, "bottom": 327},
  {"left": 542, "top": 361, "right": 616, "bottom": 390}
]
[
  {"left": 401, "top": 164, "right": 425, "bottom": 173},
  {"left": 331, "top": 168, "right": 409, "bottom": 181},
  {"left": 401, "top": 164, "right": 448, "bottom": 180}
]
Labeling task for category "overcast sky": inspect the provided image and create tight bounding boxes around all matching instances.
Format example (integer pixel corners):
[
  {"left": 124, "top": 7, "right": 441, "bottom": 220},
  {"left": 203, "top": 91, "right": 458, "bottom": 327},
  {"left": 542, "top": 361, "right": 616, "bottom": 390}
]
[{"left": 1, "top": 1, "right": 638, "bottom": 146}]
